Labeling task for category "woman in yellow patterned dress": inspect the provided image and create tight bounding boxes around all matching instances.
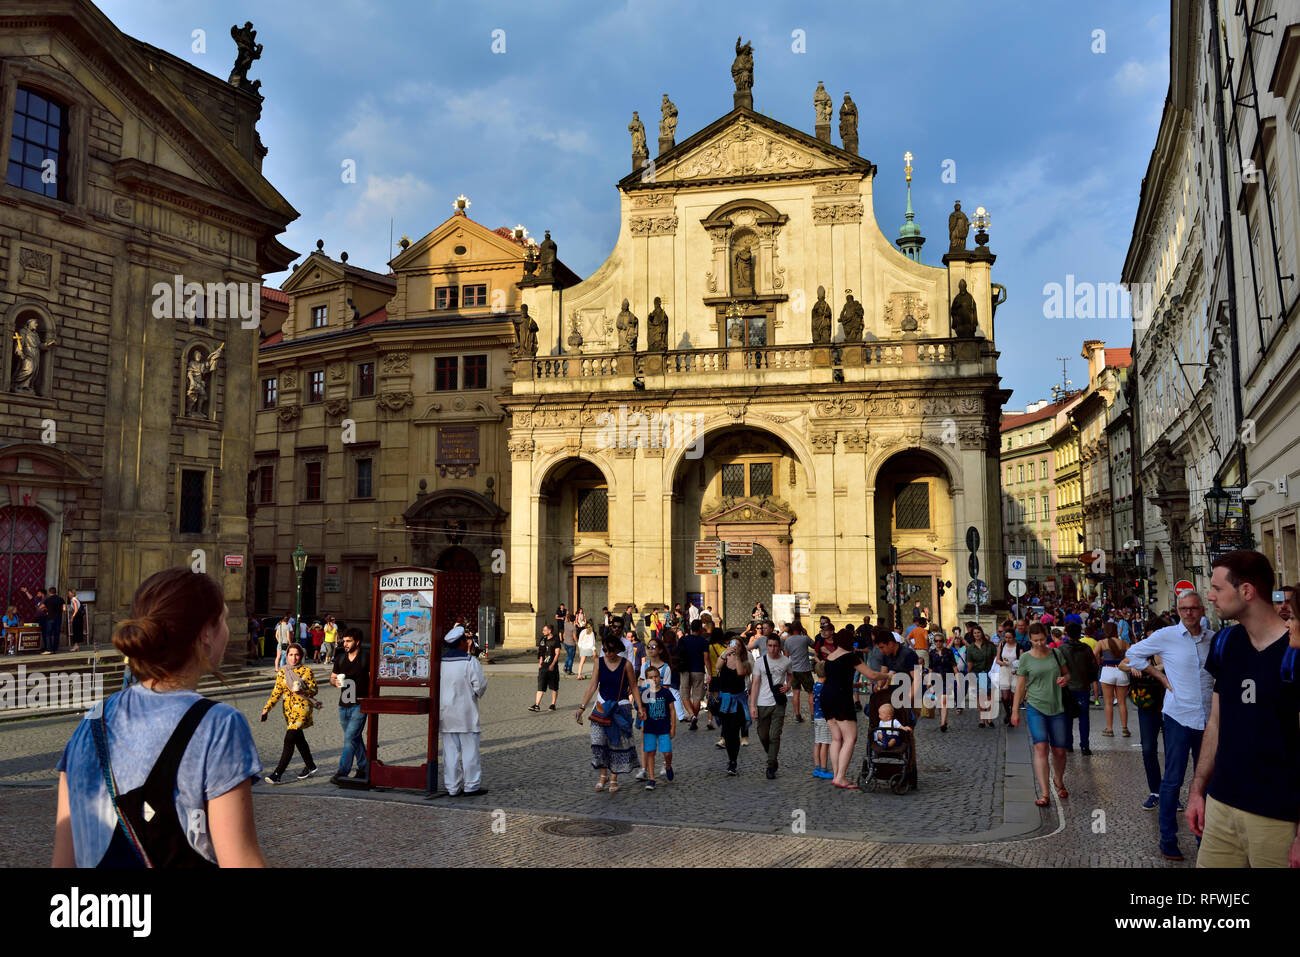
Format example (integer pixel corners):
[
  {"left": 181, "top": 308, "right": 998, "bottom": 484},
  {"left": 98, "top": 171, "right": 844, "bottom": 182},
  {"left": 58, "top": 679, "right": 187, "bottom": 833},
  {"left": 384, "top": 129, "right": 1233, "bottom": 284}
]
[{"left": 260, "top": 643, "right": 320, "bottom": 783}]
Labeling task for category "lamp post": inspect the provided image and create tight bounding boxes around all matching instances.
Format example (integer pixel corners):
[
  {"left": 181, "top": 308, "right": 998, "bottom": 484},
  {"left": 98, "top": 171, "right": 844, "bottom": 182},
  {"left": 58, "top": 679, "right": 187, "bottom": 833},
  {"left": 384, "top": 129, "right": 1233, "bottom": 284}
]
[{"left": 292, "top": 544, "right": 308, "bottom": 631}]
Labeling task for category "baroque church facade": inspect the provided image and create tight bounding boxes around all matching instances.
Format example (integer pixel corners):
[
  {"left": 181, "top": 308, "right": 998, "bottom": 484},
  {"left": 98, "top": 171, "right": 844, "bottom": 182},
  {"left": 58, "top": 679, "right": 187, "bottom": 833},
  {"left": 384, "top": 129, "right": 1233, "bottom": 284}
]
[
  {"left": 0, "top": 4, "right": 295, "bottom": 659},
  {"left": 502, "top": 46, "right": 1010, "bottom": 644}
]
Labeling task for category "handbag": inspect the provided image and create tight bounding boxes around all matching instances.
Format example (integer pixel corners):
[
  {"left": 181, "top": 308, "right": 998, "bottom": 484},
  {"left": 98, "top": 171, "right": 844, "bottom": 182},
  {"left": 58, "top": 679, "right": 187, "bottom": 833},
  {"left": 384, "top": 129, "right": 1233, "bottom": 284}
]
[
  {"left": 1053, "top": 649, "right": 1080, "bottom": 718},
  {"left": 588, "top": 663, "right": 627, "bottom": 727}
]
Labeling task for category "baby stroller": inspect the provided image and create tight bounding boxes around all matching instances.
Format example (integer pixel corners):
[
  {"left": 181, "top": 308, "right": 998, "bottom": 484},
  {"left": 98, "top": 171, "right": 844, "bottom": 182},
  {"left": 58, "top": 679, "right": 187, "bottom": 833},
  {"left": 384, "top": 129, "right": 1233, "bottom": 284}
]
[{"left": 858, "top": 684, "right": 918, "bottom": 794}]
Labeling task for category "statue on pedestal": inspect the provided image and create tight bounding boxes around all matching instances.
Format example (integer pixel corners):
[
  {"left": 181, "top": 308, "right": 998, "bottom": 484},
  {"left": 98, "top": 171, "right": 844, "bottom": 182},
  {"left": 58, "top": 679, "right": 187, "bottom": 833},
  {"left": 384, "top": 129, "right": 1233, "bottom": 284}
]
[
  {"left": 629, "top": 111, "right": 647, "bottom": 158},
  {"left": 616, "top": 299, "right": 639, "bottom": 352},
  {"left": 732, "top": 37, "right": 754, "bottom": 94},
  {"left": 647, "top": 297, "right": 669, "bottom": 351},
  {"left": 228, "top": 22, "right": 262, "bottom": 88},
  {"left": 536, "top": 230, "right": 557, "bottom": 283},
  {"left": 515, "top": 304, "right": 539, "bottom": 357},
  {"left": 810, "top": 285, "right": 833, "bottom": 344},
  {"left": 950, "top": 279, "right": 978, "bottom": 337},
  {"left": 838, "top": 291, "right": 864, "bottom": 342},
  {"left": 814, "top": 82, "right": 832, "bottom": 127},
  {"left": 9, "top": 317, "right": 56, "bottom": 394},
  {"left": 660, "top": 95, "right": 678, "bottom": 140},
  {"left": 733, "top": 242, "right": 755, "bottom": 296},
  {"left": 948, "top": 201, "right": 970, "bottom": 252},
  {"left": 839, "top": 93, "right": 859, "bottom": 154}
]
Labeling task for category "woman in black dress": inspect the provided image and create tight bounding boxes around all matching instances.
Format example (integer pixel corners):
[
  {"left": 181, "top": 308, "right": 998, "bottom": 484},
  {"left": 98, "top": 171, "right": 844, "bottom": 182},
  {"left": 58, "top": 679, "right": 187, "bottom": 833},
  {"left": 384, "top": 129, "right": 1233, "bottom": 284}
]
[{"left": 823, "top": 625, "right": 888, "bottom": 789}]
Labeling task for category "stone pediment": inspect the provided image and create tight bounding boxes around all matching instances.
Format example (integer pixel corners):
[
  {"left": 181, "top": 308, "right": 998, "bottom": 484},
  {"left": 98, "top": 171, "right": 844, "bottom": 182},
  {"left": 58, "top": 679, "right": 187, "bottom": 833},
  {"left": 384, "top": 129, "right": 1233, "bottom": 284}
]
[
  {"left": 701, "top": 496, "right": 796, "bottom": 525},
  {"left": 620, "top": 109, "right": 871, "bottom": 189},
  {"left": 895, "top": 547, "right": 948, "bottom": 566},
  {"left": 564, "top": 549, "right": 610, "bottom": 567}
]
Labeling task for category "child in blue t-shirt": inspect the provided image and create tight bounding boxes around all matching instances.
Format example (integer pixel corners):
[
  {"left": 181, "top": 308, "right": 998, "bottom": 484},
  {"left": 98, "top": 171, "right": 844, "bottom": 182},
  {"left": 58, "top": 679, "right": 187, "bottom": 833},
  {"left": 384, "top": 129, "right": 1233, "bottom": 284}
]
[
  {"left": 639, "top": 666, "right": 677, "bottom": 790},
  {"left": 812, "top": 660, "right": 831, "bottom": 778}
]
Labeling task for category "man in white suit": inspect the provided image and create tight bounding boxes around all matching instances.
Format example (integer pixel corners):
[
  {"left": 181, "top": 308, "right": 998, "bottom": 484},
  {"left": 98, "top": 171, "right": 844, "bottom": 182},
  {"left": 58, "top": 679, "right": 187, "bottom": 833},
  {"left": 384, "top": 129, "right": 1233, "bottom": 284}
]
[{"left": 440, "top": 620, "right": 488, "bottom": 796}]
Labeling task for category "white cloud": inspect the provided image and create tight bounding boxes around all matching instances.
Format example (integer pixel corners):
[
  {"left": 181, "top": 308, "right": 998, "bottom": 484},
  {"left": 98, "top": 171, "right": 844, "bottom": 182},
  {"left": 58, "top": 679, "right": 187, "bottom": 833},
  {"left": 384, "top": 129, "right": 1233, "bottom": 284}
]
[
  {"left": 1112, "top": 58, "right": 1166, "bottom": 96},
  {"left": 344, "top": 173, "right": 435, "bottom": 233}
]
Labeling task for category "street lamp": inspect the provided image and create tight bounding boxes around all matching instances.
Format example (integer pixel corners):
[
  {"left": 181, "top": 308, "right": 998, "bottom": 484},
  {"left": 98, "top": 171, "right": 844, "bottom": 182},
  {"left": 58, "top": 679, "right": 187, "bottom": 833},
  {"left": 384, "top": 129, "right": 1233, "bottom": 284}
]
[
  {"left": 1205, "top": 481, "right": 1229, "bottom": 551},
  {"left": 292, "top": 543, "right": 308, "bottom": 628}
]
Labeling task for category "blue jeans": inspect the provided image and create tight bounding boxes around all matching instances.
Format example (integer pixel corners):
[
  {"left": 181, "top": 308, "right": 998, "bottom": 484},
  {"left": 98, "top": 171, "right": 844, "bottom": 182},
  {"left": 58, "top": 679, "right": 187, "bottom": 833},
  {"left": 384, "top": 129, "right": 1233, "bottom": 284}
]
[
  {"left": 1159, "top": 714, "right": 1202, "bottom": 850},
  {"left": 1024, "top": 704, "right": 1069, "bottom": 748},
  {"left": 1137, "top": 707, "right": 1163, "bottom": 795},
  {"left": 337, "top": 703, "right": 368, "bottom": 777},
  {"left": 1063, "top": 689, "right": 1090, "bottom": 750},
  {"left": 564, "top": 644, "right": 576, "bottom": 673}
]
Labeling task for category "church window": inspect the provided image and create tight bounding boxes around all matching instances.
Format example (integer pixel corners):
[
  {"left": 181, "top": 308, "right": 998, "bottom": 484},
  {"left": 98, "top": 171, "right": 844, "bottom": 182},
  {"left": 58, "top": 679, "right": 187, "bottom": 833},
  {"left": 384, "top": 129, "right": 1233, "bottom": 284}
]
[{"left": 7, "top": 87, "right": 68, "bottom": 200}]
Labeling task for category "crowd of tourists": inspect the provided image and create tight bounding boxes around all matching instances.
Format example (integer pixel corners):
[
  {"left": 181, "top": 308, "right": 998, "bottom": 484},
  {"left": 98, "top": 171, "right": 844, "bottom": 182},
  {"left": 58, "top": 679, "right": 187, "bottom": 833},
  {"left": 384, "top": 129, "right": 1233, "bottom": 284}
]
[{"left": 45, "top": 547, "right": 1300, "bottom": 868}]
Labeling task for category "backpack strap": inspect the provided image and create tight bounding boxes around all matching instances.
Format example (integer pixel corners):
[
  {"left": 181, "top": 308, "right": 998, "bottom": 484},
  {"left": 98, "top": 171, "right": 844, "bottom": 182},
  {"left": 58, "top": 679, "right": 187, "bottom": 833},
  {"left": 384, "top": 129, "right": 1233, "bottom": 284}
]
[
  {"left": 91, "top": 700, "right": 152, "bottom": 867},
  {"left": 1209, "top": 626, "right": 1234, "bottom": 672},
  {"left": 1282, "top": 645, "right": 1299, "bottom": 684},
  {"left": 142, "top": 698, "right": 218, "bottom": 794}
]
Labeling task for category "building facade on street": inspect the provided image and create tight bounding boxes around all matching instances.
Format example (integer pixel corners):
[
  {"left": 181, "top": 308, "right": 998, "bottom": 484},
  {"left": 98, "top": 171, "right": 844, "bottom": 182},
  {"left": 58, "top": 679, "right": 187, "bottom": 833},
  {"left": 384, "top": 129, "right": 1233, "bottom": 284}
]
[
  {"left": 1070, "top": 341, "right": 1130, "bottom": 599},
  {"left": 0, "top": 2, "right": 296, "bottom": 659},
  {"left": 502, "top": 52, "right": 1010, "bottom": 644},
  {"left": 999, "top": 399, "right": 1068, "bottom": 592},
  {"left": 1124, "top": 0, "right": 1300, "bottom": 604},
  {"left": 252, "top": 210, "right": 576, "bottom": 639}
]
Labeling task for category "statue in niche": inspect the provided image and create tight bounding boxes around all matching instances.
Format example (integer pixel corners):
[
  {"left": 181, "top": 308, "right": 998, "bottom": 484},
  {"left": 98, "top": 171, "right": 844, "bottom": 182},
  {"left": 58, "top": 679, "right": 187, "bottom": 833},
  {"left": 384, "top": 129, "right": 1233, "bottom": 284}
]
[
  {"left": 660, "top": 95, "right": 678, "bottom": 140},
  {"left": 732, "top": 37, "right": 754, "bottom": 93},
  {"left": 950, "top": 279, "right": 978, "bottom": 337},
  {"left": 228, "top": 22, "right": 262, "bottom": 87},
  {"left": 727, "top": 316, "right": 746, "bottom": 347},
  {"left": 628, "top": 111, "right": 647, "bottom": 156},
  {"left": 732, "top": 240, "right": 755, "bottom": 296},
  {"left": 814, "top": 82, "right": 832, "bottom": 126},
  {"left": 838, "top": 291, "right": 864, "bottom": 342},
  {"left": 810, "top": 285, "right": 833, "bottom": 344},
  {"left": 185, "top": 343, "right": 224, "bottom": 417},
  {"left": 616, "top": 299, "right": 638, "bottom": 352},
  {"left": 647, "top": 297, "right": 669, "bottom": 351},
  {"left": 9, "top": 317, "right": 56, "bottom": 394},
  {"left": 948, "top": 201, "right": 970, "bottom": 252},
  {"left": 514, "top": 304, "right": 539, "bottom": 357}
]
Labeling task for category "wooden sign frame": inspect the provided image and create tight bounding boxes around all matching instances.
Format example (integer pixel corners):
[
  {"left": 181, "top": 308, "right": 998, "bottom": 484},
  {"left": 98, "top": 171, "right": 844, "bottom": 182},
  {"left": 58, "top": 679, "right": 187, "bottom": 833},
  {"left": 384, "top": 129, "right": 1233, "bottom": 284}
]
[{"left": 360, "top": 566, "right": 442, "bottom": 793}]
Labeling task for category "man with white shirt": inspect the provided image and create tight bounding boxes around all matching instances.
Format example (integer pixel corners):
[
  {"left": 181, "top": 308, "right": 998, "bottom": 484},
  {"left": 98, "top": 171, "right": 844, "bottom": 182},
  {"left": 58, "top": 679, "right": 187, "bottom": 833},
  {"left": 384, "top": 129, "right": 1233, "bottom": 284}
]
[
  {"left": 1124, "top": 591, "right": 1215, "bottom": 862},
  {"left": 749, "top": 633, "right": 792, "bottom": 779}
]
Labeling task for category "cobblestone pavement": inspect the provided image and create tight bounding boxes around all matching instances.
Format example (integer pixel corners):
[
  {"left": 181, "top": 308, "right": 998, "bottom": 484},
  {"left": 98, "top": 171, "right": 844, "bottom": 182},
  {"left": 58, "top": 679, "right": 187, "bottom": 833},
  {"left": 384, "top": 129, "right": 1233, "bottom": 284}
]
[{"left": 0, "top": 674, "right": 1195, "bottom": 866}]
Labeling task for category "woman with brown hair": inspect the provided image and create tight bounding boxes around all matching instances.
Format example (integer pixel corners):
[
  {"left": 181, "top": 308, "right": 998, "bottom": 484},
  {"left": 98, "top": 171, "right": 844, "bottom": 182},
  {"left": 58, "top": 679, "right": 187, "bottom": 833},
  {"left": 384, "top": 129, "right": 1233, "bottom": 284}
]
[
  {"left": 261, "top": 643, "right": 320, "bottom": 783},
  {"left": 1094, "top": 620, "right": 1130, "bottom": 737},
  {"left": 708, "top": 631, "right": 754, "bottom": 776},
  {"left": 823, "top": 626, "right": 889, "bottom": 789},
  {"left": 1011, "top": 621, "right": 1072, "bottom": 806},
  {"left": 53, "top": 568, "right": 265, "bottom": 867}
]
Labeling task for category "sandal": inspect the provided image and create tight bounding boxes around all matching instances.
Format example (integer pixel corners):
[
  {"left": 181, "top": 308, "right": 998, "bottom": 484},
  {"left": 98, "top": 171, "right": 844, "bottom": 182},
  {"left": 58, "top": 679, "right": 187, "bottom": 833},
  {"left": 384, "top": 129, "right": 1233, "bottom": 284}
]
[
  {"left": 595, "top": 775, "right": 608, "bottom": 792},
  {"left": 1101, "top": 729, "right": 1114, "bottom": 737},
  {"left": 608, "top": 780, "right": 620, "bottom": 793},
  {"left": 1035, "top": 797, "right": 1050, "bottom": 807},
  {"left": 1121, "top": 728, "right": 1131, "bottom": 737},
  {"left": 1054, "top": 780, "right": 1068, "bottom": 799}
]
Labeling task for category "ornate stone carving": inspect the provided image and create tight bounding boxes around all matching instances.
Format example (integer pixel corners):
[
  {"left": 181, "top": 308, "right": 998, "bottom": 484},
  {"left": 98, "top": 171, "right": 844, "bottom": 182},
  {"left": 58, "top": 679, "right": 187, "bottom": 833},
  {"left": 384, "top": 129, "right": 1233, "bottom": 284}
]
[
  {"left": 843, "top": 432, "right": 871, "bottom": 452},
  {"left": 328, "top": 362, "right": 347, "bottom": 381},
  {"left": 613, "top": 446, "right": 637, "bottom": 458},
  {"left": 677, "top": 118, "right": 816, "bottom": 179},
  {"left": 508, "top": 437, "right": 535, "bottom": 460},
  {"left": 882, "top": 293, "right": 931, "bottom": 338},
  {"left": 812, "top": 202, "right": 864, "bottom": 224},
  {"left": 276, "top": 404, "right": 301, "bottom": 424},
  {"left": 18, "top": 248, "right": 52, "bottom": 287},
  {"left": 629, "top": 214, "right": 679, "bottom": 237},
  {"left": 381, "top": 352, "right": 410, "bottom": 375},
  {"left": 632, "top": 192, "right": 674, "bottom": 209},
  {"left": 957, "top": 425, "right": 988, "bottom": 450},
  {"left": 281, "top": 370, "right": 298, "bottom": 391},
  {"left": 815, "top": 180, "right": 853, "bottom": 195},
  {"left": 809, "top": 430, "right": 837, "bottom": 453},
  {"left": 813, "top": 395, "right": 861, "bottom": 418},
  {"left": 323, "top": 398, "right": 349, "bottom": 418},
  {"left": 377, "top": 390, "right": 415, "bottom": 412}
]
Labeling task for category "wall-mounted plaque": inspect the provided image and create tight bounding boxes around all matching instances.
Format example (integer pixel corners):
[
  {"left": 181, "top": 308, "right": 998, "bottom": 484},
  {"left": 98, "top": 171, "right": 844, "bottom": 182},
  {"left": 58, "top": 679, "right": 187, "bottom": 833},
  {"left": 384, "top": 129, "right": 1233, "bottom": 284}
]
[{"left": 436, "top": 426, "right": 479, "bottom": 478}]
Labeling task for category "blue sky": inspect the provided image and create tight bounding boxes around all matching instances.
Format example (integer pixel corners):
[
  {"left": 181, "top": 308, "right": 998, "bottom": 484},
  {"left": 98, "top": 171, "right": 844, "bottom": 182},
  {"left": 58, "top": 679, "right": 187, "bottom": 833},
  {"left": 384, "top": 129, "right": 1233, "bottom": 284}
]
[{"left": 98, "top": 0, "right": 1169, "bottom": 406}]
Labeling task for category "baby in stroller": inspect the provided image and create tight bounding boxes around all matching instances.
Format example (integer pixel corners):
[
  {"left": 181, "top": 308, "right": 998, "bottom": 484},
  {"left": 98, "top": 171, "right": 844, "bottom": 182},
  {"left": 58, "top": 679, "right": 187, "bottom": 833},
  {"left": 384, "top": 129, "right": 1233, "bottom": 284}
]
[
  {"left": 859, "top": 686, "right": 919, "bottom": 793},
  {"left": 872, "top": 703, "right": 912, "bottom": 748}
]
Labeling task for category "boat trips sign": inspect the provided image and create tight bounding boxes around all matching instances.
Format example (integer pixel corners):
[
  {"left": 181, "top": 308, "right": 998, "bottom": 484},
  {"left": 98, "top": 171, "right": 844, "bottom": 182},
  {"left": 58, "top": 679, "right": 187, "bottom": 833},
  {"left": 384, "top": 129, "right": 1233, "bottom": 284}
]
[{"left": 379, "top": 572, "right": 437, "bottom": 590}]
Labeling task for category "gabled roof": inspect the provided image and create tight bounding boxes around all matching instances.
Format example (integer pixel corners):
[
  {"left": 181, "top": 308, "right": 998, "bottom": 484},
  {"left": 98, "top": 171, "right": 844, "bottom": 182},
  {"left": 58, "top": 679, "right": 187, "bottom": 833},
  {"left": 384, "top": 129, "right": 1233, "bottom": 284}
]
[
  {"left": 391, "top": 212, "right": 531, "bottom": 270},
  {"left": 999, "top": 394, "right": 1081, "bottom": 432},
  {"left": 618, "top": 106, "right": 874, "bottom": 191},
  {"left": 279, "top": 251, "right": 396, "bottom": 294},
  {"left": 1104, "top": 348, "right": 1132, "bottom": 369}
]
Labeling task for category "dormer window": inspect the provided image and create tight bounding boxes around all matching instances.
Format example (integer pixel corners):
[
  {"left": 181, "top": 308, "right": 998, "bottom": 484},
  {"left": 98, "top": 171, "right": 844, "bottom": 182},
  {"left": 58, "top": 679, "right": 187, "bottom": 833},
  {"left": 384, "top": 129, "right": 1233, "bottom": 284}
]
[
  {"left": 310, "top": 305, "right": 327, "bottom": 328},
  {"left": 435, "top": 286, "right": 458, "bottom": 310}
]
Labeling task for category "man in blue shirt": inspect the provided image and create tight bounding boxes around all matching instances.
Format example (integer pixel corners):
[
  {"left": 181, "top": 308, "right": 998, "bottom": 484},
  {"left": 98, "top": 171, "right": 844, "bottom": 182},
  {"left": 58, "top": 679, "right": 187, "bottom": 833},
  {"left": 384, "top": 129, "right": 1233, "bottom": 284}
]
[{"left": 1124, "top": 591, "right": 1214, "bottom": 861}]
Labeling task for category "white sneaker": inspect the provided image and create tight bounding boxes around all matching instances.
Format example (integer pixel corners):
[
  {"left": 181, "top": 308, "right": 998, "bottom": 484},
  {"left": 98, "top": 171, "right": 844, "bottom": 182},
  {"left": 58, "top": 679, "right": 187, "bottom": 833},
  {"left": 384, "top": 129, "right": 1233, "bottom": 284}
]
[{"left": 634, "top": 768, "right": 647, "bottom": 780}]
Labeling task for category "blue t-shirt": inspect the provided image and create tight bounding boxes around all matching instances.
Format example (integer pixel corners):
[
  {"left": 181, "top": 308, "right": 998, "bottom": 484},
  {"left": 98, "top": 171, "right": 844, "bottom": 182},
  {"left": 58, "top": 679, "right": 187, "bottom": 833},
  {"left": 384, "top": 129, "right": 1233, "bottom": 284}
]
[
  {"left": 640, "top": 686, "right": 677, "bottom": 735},
  {"left": 812, "top": 679, "right": 824, "bottom": 720},
  {"left": 56, "top": 684, "right": 261, "bottom": 867}
]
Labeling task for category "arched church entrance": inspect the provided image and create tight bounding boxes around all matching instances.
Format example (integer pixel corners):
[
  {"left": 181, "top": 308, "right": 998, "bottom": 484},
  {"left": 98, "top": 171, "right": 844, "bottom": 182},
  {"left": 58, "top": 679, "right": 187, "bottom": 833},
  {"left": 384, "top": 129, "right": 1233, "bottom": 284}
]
[
  {"left": 0, "top": 505, "right": 48, "bottom": 620},
  {"left": 723, "top": 542, "right": 774, "bottom": 626},
  {"left": 434, "top": 546, "right": 481, "bottom": 637}
]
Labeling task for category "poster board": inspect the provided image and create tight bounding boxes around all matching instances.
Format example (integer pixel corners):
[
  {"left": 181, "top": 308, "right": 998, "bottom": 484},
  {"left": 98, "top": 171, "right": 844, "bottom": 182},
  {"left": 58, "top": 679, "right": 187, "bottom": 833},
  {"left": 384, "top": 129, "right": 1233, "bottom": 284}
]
[{"left": 360, "top": 566, "right": 441, "bottom": 793}]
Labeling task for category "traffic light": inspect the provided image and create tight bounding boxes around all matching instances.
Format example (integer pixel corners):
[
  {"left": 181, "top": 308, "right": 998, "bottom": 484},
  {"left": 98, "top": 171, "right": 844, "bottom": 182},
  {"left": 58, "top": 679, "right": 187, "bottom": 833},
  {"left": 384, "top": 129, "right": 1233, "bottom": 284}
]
[{"left": 1147, "top": 580, "right": 1158, "bottom": 605}]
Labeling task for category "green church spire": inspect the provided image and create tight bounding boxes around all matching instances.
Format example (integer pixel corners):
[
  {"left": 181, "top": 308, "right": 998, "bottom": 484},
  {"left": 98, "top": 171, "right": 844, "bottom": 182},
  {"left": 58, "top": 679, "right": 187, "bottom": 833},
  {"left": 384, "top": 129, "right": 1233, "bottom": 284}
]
[{"left": 896, "top": 151, "right": 925, "bottom": 262}]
